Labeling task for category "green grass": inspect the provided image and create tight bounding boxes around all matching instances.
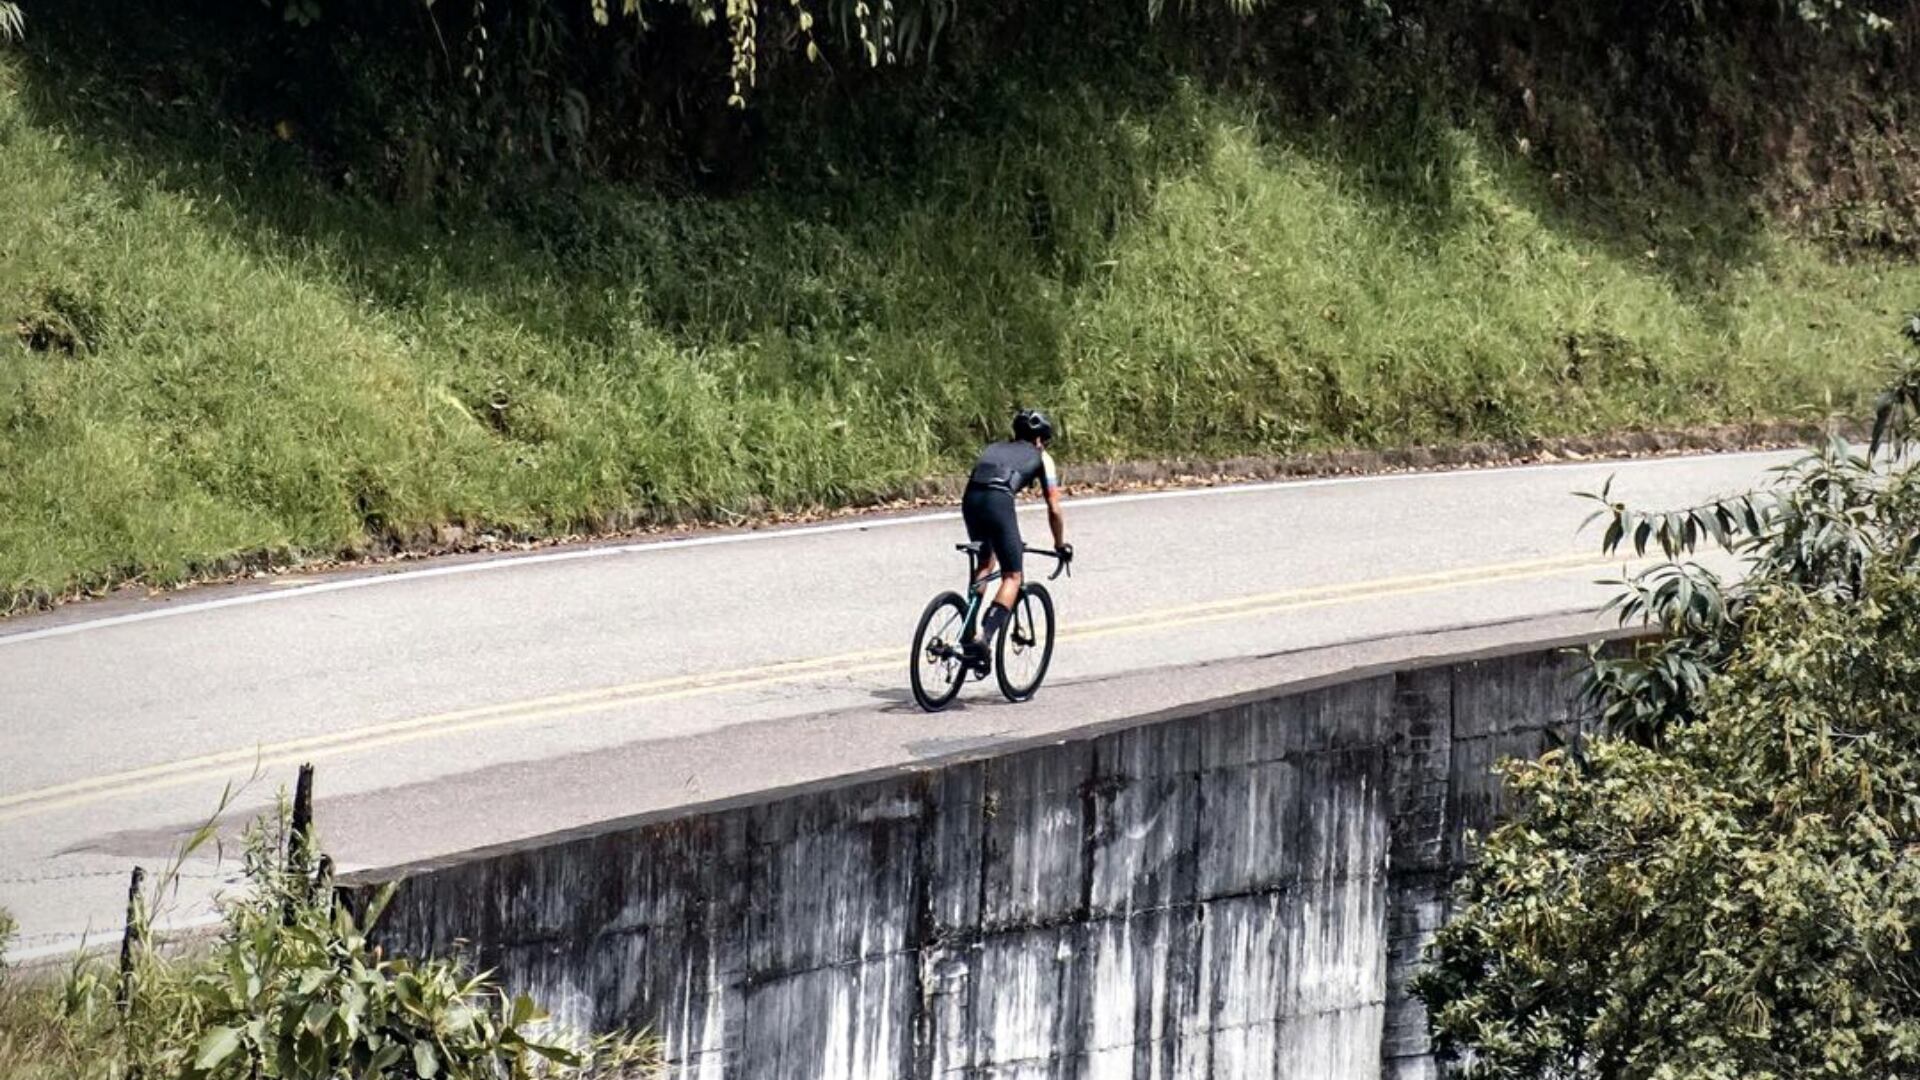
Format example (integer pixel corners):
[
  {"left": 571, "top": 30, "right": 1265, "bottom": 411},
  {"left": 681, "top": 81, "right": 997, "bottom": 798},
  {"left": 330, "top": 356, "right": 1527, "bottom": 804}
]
[
  {"left": 1, "top": 50, "right": 1915, "bottom": 610},
  {"left": 0, "top": 906, "right": 110, "bottom": 1080},
  {"left": 0, "top": 972, "right": 94, "bottom": 1080}
]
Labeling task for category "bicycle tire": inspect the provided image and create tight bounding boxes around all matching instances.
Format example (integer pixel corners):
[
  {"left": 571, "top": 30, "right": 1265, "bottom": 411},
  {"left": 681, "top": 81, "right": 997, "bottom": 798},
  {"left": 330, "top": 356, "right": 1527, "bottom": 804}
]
[
  {"left": 910, "top": 591, "right": 971, "bottom": 712},
  {"left": 996, "top": 582, "right": 1055, "bottom": 703}
]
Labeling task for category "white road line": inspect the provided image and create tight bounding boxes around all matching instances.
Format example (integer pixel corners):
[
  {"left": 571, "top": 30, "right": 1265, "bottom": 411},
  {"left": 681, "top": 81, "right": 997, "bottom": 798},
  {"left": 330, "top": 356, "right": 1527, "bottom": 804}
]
[
  {"left": 0, "top": 450, "right": 1785, "bottom": 648},
  {"left": 8, "top": 912, "right": 227, "bottom": 965}
]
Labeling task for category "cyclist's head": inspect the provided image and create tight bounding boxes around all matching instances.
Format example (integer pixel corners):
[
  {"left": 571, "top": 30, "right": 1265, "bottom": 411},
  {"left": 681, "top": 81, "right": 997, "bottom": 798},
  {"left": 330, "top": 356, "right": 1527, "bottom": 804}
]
[{"left": 1012, "top": 409, "right": 1055, "bottom": 445}]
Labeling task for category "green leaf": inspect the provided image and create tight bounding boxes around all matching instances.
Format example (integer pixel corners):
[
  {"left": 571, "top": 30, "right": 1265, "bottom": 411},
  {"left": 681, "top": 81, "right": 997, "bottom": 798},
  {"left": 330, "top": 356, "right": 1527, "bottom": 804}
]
[
  {"left": 509, "top": 992, "right": 548, "bottom": 1028},
  {"left": 195, "top": 1025, "right": 245, "bottom": 1072},
  {"left": 304, "top": 1000, "right": 336, "bottom": 1036},
  {"left": 413, "top": 1040, "right": 441, "bottom": 1079},
  {"left": 1602, "top": 518, "right": 1625, "bottom": 555},
  {"left": 362, "top": 881, "right": 397, "bottom": 931},
  {"left": 527, "top": 1040, "right": 583, "bottom": 1066}
]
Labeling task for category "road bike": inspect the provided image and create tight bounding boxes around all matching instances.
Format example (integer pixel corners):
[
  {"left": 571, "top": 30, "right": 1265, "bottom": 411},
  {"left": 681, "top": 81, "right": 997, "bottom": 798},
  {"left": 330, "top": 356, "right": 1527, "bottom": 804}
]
[{"left": 909, "top": 543, "right": 1069, "bottom": 712}]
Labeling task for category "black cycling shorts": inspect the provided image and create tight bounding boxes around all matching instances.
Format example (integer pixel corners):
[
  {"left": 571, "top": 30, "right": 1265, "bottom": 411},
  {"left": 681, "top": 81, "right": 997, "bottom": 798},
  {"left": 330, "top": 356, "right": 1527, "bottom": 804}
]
[{"left": 962, "top": 485, "right": 1024, "bottom": 575}]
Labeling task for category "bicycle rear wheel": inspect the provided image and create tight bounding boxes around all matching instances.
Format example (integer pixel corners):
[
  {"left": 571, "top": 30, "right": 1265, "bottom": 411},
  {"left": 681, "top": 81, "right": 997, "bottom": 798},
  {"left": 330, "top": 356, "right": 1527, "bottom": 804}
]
[
  {"left": 996, "top": 582, "right": 1055, "bottom": 703},
  {"left": 910, "top": 591, "right": 970, "bottom": 712}
]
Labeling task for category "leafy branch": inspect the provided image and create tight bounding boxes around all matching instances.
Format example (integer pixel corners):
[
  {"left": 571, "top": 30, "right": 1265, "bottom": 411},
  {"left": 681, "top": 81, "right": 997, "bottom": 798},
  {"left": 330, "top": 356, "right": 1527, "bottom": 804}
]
[
  {"left": 1577, "top": 315, "right": 1920, "bottom": 743},
  {"left": 256, "top": 0, "right": 1902, "bottom": 110},
  {"left": 1578, "top": 476, "right": 1773, "bottom": 560},
  {"left": 1597, "top": 561, "right": 1732, "bottom": 635}
]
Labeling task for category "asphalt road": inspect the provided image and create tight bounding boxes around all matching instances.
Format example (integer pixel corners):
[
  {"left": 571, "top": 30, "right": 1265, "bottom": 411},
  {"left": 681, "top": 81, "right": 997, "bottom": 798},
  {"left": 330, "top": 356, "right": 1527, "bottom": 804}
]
[{"left": 0, "top": 449, "right": 1792, "bottom": 960}]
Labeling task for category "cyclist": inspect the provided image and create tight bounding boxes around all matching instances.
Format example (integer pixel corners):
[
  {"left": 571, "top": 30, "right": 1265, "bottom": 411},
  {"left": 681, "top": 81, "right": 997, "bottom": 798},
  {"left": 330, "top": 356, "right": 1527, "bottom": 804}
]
[{"left": 961, "top": 409, "right": 1072, "bottom": 671}]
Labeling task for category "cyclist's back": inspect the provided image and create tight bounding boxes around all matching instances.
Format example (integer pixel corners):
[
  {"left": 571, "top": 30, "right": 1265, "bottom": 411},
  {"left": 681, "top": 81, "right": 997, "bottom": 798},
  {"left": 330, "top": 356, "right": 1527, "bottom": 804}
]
[{"left": 967, "top": 439, "right": 1055, "bottom": 496}]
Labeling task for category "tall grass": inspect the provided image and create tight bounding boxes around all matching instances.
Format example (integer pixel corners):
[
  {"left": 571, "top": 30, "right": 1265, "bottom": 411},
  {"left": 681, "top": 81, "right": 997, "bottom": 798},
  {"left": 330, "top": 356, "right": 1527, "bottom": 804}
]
[
  {"left": 1, "top": 48, "right": 1914, "bottom": 609},
  {"left": 0, "top": 973, "right": 100, "bottom": 1080}
]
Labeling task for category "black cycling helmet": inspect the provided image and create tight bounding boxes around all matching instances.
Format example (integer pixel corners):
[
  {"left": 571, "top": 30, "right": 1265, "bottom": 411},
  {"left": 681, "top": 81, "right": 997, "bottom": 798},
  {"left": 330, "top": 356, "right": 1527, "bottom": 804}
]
[{"left": 1012, "top": 408, "right": 1055, "bottom": 444}]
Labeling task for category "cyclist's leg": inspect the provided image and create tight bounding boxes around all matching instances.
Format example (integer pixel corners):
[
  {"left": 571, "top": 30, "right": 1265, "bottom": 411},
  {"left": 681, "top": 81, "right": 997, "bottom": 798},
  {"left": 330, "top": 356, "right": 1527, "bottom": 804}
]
[
  {"left": 971, "top": 551, "right": 998, "bottom": 595},
  {"left": 960, "top": 490, "right": 999, "bottom": 643},
  {"left": 992, "top": 567, "right": 1023, "bottom": 611},
  {"left": 979, "top": 495, "right": 1024, "bottom": 651},
  {"left": 962, "top": 552, "right": 996, "bottom": 645}
]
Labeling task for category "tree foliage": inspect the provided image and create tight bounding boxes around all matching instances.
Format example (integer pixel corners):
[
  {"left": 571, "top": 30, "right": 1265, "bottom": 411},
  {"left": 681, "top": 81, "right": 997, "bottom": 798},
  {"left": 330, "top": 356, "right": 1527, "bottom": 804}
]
[
  {"left": 1418, "top": 575, "right": 1920, "bottom": 1077},
  {"left": 29, "top": 0, "right": 1903, "bottom": 209},
  {"left": 1415, "top": 316, "right": 1920, "bottom": 1077},
  {"left": 255, "top": 0, "right": 1897, "bottom": 108}
]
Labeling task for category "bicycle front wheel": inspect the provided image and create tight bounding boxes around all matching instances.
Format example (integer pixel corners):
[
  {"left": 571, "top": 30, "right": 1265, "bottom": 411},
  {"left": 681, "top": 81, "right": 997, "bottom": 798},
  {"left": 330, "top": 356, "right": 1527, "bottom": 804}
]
[
  {"left": 996, "top": 582, "right": 1055, "bottom": 703},
  {"left": 910, "top": 591, "right": 970, "bottom": 712}
]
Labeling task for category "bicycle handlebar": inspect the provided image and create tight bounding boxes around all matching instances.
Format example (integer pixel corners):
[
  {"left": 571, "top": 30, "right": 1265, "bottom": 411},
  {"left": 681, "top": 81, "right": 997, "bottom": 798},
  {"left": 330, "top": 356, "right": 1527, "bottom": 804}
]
[{"left": 1022, "top": 546, "right": 1073, "bottom": 580}]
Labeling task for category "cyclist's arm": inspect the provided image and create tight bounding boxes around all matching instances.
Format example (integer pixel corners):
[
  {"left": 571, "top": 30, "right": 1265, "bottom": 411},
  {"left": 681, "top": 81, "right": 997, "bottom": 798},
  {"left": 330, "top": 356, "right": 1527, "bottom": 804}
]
[{"left": 1042, "top": 451, "right": 1066, "bottom": 549}]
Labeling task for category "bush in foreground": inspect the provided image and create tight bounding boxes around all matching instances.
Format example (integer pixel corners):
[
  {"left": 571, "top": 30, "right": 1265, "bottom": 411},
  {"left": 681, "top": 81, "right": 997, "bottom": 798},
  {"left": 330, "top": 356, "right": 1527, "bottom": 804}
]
[
  {"left": 0, "top": 804, "right": 655, "bottom": 1079},
  {"left": 1418, "top": 578, "right": 1920, "bottom": 1076},
  {"left": 1415, "top": 320, "right": 1920, "bottom": 1076}
]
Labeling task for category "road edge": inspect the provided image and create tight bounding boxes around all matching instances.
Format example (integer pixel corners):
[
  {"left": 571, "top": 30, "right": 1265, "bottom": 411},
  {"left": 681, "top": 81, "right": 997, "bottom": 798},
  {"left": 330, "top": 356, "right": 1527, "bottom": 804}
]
[{"left": 2, "top": 419, "right": 1842, "bottom": 624}]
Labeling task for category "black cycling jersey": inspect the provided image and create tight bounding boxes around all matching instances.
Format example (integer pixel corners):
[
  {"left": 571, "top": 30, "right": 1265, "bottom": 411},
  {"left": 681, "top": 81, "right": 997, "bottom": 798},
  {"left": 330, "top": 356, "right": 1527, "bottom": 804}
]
[
  {"left": 966, "top": 441, "right": 1059, "bottom": 497},
  {"left": 962, "top": 441, "right": 1059, "bottom": 575}
]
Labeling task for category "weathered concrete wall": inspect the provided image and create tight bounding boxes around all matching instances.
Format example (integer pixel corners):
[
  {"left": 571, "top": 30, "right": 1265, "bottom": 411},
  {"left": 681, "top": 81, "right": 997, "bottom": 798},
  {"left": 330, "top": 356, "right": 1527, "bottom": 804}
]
[{"left": 365, "top": 639, "right": 1598, "bottom": 1079}]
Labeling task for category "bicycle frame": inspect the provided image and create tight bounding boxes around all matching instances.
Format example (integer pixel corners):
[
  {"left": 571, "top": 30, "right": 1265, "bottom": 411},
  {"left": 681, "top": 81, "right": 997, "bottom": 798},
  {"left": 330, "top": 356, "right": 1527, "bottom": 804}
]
[
  {"left": 958, "top": 544, "right": 1068, "bottom": 640},
  {"left": 958, "top": 556, "right": 1000, "bottom": 639}
]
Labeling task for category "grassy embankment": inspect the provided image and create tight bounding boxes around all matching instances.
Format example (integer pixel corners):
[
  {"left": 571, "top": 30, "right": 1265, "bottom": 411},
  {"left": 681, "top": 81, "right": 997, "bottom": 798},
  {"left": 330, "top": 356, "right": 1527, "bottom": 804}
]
[{"left": 2, "top": 44, "right": 1913, "bottom": 611}]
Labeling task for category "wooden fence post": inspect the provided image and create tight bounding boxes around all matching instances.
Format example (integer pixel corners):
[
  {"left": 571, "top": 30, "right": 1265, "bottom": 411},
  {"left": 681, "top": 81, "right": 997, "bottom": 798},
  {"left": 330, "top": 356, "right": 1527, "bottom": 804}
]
[
  {"left": 119, "top": 865, "right": 146, "bottom": 1080},
  {"left": 117, "top": 865, "right": 145, "bottom": 1016},
  {"left": 285, "top": 763, "right": 315, "bottom": 925}
]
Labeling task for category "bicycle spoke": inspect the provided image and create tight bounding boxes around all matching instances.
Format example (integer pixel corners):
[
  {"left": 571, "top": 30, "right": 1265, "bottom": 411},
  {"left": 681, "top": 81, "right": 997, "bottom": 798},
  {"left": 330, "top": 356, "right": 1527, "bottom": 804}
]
[
  {"left": 1009, "top": 612, "right": 1039, "bottom": 680},
  {"left": 996, "top": 588, "right": 1053, "bottom": 700}
]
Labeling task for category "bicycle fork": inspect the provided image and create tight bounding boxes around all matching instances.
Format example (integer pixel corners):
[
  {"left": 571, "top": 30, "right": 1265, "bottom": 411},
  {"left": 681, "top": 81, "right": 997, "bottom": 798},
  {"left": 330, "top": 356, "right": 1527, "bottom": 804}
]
[{"left": 1009, "top": 603, "right": 1036, "bottom": 649}]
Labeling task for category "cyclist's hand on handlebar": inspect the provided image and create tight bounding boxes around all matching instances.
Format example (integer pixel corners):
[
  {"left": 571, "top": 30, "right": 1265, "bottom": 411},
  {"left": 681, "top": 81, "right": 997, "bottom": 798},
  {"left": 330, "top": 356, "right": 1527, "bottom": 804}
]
[{"left": 1057, "top": 542, "right": 1074, "bottom": 563}]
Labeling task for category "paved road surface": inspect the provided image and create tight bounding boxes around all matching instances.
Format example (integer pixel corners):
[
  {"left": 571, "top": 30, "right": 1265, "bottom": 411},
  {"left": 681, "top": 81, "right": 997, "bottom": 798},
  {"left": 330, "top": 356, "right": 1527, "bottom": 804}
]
[{"left": 0, "top": 450, "right": 1792, "bottom": 960}]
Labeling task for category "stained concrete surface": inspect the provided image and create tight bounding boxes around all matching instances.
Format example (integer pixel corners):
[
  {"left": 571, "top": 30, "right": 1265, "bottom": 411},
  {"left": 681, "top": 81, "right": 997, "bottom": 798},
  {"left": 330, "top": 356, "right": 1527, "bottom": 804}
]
[{"left": 364, "top": 637, "right": 1600, "bottom": 1079}]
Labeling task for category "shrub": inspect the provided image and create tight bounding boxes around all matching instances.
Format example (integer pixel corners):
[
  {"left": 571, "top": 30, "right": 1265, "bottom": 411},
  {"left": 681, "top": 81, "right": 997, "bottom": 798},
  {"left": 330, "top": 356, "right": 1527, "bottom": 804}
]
[
  {"left": 1415, "top": 314, "right": 1920, "bottom": 1076},
  {"left": 0, "top": 793, "right": 656, "bottom": 1079}
]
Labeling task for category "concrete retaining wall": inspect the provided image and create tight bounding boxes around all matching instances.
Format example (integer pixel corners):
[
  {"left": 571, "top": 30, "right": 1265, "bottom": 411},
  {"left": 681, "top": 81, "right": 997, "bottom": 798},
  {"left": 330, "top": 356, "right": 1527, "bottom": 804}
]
[{"left": 365, "top": 639, "right": 1599, "bottom": 1079}]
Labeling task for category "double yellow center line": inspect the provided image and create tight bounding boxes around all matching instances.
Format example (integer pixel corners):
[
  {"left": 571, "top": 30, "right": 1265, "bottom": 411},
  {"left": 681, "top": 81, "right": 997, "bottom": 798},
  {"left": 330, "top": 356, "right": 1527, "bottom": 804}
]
[{"left": 0, "top": 551, "right": 1618, "bottom": 825}]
